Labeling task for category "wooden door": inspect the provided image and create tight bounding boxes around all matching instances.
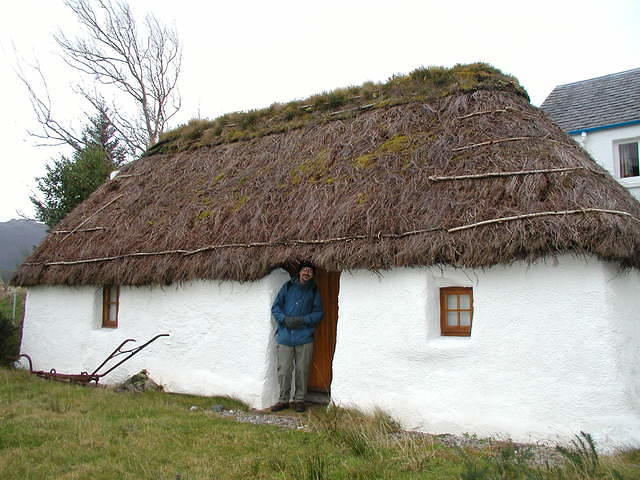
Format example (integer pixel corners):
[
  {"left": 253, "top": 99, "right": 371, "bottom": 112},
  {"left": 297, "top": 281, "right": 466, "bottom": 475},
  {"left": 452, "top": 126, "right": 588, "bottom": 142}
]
[{"left": 308, "top": 269, "right": 340, "bottom": 392}]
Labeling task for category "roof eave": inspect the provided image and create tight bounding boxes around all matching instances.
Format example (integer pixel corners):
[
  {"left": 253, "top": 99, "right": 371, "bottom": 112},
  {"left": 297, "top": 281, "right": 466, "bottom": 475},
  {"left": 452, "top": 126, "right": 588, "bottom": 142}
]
[{"left": 568, "top": 119, "right": 640, "bottom": 136}]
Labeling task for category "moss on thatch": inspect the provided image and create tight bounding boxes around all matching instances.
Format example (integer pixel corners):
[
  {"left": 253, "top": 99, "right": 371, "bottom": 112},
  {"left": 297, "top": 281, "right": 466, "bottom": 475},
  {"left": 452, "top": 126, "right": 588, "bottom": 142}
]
[
  {"left": 12, "top": 64, "right": 640, "bottom": 287},
  {"left": 146, "top": 63, "right": 528, "bottom": 156}
]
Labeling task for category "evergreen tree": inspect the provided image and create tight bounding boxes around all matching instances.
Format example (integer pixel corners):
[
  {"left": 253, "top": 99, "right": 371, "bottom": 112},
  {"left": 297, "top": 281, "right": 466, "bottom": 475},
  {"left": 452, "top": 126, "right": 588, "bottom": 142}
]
[{"left": 30, "top": 114, "right": 126, "bottom": 228}]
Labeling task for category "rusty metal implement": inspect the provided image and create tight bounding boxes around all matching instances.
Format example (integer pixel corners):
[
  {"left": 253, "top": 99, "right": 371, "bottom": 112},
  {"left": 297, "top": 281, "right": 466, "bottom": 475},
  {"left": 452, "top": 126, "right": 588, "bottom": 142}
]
[{"left": 18, "top": 333, "right": 169, "bottom": 385}]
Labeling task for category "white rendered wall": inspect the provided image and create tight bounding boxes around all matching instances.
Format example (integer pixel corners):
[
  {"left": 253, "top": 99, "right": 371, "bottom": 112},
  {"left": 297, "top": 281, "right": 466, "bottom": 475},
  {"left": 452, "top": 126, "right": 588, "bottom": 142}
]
[
  {"left": 573, "top": 124, "right": 640, "bottom": 201},
  {"left": 20, "top": 269, "right": 290, "bottom": 409},
  {"left": 330, "top": 256, "right": 640, "bottom": 450},
  {"left": 20, "top": 259, "right": 640, "bottom": 448},
  {"left": 605, "top": 264, "right": 640, "bottom": 444}
]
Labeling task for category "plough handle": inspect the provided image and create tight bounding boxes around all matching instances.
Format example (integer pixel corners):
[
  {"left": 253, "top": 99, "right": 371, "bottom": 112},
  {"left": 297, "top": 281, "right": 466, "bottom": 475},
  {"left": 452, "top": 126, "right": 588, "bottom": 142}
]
[
  {"left": 90, "top": 333, "right": 170, "bottom": 378},
  {"left": 18, "top": 354, "right": 33, "bottom": 372}
]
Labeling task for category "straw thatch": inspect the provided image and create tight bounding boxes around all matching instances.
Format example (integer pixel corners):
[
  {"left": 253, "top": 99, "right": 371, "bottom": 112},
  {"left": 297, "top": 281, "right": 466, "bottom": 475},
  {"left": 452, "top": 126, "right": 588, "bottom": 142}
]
[{"left": 13, "top": 63, "right": 640, "bottom": 286}]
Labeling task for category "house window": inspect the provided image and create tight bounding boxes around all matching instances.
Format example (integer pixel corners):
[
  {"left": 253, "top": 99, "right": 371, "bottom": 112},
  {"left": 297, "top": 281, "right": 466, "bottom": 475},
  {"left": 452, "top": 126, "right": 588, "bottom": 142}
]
[
  {"left": 440, "top": 287, "right": 473, "bottom": 336},
  {"left": 102, "top": 286, "right": 119, "bottom": 328},
  {"left": 618, "top": 141, "right": 639, "bottom": 178}
]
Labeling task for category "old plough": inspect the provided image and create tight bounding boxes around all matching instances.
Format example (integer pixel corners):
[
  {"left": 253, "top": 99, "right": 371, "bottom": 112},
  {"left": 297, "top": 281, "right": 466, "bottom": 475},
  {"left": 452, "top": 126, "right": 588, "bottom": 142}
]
[{"left": 18, "top": 334, "right": 169, "bottom": 385}]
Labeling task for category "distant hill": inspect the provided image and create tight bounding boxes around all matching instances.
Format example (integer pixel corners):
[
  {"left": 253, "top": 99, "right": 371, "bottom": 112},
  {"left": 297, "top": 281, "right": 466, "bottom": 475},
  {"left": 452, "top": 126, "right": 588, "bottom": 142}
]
[{"left": 0, "top": 219, "right": 48, "bottom": 283}]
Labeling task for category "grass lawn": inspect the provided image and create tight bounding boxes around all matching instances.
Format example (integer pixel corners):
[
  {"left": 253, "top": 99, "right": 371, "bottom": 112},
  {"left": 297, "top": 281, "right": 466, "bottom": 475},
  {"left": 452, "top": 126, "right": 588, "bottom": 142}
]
[{"left": 1, "top": 368, "right": 638, "bottom": 479}]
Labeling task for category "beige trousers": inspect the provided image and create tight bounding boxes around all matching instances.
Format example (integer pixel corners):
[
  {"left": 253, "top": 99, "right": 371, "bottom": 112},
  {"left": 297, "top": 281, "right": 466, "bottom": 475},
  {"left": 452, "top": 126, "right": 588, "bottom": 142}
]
[{"left": 276, "top": 342, "right": 314, "bottom": 403}]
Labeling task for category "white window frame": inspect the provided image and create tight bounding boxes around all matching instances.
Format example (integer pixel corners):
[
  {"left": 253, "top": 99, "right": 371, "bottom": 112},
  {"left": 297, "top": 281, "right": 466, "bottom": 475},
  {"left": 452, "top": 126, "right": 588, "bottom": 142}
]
[{"left": 614, "top": 138, "right": 640, "bottom": 179}]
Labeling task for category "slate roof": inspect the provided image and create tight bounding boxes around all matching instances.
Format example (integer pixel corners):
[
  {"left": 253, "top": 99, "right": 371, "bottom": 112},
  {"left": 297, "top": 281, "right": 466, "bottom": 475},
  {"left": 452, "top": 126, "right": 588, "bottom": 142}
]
[{"left": 541, "top": 68, "right": 640, "bottom": 133}]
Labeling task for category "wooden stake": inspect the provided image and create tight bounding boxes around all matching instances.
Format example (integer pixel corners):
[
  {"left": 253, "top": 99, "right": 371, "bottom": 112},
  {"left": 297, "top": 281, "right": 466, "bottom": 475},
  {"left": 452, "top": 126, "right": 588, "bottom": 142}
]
[
  {"left": 457, "top": 108, "right": 509, "bottom": 120},
  {"left": 59, "top": 194, "right": 124, "bottom": 244},
  {"left": 429, "top": 166, "right": 595, "bottom": 182},
  {"left": 447, "top": 208, "right": 640, "bottom": 233},
  {"left": 52, "top": 227, "right": 108, "bottom": 234},
  {"left": 113, "top": 174, "right": 144, "bottom": 179},
  {"left": 451, "top": 136, "right": 536, "bottom": 152},
  {"left": 328, "top": 103, "right": 376, "bottom": 117}
]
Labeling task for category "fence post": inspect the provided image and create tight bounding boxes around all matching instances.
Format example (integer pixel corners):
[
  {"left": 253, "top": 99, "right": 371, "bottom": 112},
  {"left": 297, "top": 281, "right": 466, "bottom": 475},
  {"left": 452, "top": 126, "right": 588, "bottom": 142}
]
[{"left": 12, "top": 292, "right": 17, "bottom": 321}]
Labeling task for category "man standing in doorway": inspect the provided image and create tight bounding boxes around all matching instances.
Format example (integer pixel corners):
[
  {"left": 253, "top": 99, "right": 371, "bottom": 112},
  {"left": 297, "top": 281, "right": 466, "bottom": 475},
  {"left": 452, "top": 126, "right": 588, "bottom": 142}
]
[{"left": 271, "top": 261, "right": 323, "bottom": 412}]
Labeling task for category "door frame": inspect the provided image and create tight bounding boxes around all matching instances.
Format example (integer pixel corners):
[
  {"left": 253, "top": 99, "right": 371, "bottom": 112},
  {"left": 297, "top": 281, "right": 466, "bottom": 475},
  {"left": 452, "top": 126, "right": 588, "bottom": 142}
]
[{"left": 307, "top": 269, "right": 340, "bottom": 393}]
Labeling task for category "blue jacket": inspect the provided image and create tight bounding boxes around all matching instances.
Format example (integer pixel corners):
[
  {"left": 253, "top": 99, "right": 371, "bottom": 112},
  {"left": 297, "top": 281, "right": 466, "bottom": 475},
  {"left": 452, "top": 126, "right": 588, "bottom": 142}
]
[{"left": 271, "top": 278, "right": 323, "bottom": 346}]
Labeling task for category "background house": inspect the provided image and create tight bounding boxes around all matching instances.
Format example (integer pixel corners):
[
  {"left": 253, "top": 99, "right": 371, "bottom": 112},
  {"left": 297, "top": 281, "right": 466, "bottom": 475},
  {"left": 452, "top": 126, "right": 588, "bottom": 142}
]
[{"left": 541, "top": 67, "right": 640, "bottom": 200}]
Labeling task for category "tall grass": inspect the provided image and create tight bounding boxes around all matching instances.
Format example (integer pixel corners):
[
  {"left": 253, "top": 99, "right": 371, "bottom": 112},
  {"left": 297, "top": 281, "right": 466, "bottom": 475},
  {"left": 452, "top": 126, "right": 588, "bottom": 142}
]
[
  {"left": 309, "top": 404, "right": 402, "bottom": 457},
  {"left": 456, "top": 432, "right": 637, "bottom": 480},
  {"left": 556, "top": 431, "right": 600, "bottom": 477}
]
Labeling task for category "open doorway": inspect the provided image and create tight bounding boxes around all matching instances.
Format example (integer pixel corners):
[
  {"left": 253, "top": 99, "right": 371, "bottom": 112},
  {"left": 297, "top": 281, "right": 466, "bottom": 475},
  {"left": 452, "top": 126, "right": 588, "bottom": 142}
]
[{"left": 307, "top": 269, "right": 340, "bottom": 403}]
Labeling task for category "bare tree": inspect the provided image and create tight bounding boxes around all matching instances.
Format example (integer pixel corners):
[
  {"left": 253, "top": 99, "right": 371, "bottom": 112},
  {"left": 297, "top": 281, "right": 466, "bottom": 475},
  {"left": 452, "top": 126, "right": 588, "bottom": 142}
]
[
  {"left": 20, "top": 0, "right": 181, "bottom": 158},
  {"left": 18, "top": 60, "right": 87, "bottom": 152}
]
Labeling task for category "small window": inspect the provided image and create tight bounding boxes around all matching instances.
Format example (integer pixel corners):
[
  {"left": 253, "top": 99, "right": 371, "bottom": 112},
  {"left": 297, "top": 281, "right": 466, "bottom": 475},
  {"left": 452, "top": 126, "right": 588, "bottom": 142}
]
[
  {"left": 618, "top": 141, "right": 639, "bottom": 178},
  {"left": 440, "top": 287, "right": 473, "bottom": 336},
  {"left": 102, "top": 286, "right": 119, "bottom": 328}
]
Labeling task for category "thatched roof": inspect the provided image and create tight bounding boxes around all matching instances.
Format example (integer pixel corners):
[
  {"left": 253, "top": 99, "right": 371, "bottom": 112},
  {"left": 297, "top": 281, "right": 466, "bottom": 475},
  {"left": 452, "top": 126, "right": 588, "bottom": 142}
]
[{"left": 14, "top": 63, "right": 640, "bottom": 286}]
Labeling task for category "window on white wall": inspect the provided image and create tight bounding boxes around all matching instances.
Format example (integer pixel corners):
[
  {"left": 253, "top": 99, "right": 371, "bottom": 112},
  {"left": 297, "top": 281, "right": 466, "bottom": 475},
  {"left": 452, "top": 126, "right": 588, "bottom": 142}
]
[
  {"left": 102, "top": 286, "right": 120, "bottom": 328},
  {"left": 617, "top": 141, "right": 639, "bottom": 178},
  {"left": 440, "top": 287, "right": 473, "bottom": 336}
]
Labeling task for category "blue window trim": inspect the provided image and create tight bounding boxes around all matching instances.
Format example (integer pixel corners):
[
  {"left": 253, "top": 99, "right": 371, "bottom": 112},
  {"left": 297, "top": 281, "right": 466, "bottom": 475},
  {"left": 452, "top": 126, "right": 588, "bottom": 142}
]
[{"left": 569, "top": 119, "right": 640, "bottom": 136}]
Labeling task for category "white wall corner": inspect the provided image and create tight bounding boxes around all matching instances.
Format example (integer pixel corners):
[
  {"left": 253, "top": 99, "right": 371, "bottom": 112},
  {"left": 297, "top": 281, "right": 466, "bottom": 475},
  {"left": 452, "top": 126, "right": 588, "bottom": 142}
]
[{"left": 259, "top": 268, "right": 290, "bottom": 408}]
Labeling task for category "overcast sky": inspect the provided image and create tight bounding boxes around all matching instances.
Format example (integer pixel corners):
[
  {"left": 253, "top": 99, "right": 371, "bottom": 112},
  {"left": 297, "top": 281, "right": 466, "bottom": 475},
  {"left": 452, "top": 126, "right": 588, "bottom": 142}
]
[{"left": 1, "top": 0, "right": 638, "bottom": 222}]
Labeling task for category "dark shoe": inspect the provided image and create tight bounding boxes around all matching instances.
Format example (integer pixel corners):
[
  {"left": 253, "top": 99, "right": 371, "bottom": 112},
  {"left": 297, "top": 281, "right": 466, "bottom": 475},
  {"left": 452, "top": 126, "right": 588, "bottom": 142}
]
[
  {"left": 294, "top": 402, "right": 305, "bottom": 413},
  {"left": 270, "top": 402, "right": 288, "bottom": 412}
]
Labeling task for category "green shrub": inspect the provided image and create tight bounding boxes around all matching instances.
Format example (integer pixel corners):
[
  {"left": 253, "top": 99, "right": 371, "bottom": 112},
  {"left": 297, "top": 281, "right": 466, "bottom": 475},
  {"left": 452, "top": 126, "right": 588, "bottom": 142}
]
[{"left": 0, "top": 308, "right": 20, "bottom": 367}]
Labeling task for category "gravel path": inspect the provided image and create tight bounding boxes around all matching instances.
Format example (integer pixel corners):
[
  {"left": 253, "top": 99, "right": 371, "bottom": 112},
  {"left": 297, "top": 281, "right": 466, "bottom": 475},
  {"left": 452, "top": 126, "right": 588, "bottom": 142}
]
[
  {"left": 217, "top": 408, "right": 306, "bottom": 430},
  {"left": 199, "top": 405, "right": 562, "bottom": 465}
]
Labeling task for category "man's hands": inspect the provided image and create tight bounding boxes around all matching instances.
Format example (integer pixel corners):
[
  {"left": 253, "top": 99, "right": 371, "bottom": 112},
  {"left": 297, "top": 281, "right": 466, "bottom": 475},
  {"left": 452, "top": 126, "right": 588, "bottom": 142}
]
[{"left": 284, "top": 316, "right": 305, "bottom": 329}]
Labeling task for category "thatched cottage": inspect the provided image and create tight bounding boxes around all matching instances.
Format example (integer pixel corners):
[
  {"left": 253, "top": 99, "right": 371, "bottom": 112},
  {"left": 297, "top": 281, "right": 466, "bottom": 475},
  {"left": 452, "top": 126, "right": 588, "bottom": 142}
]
[{"left": 14, "top": 64, "right": 640, "bottom": 449}]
